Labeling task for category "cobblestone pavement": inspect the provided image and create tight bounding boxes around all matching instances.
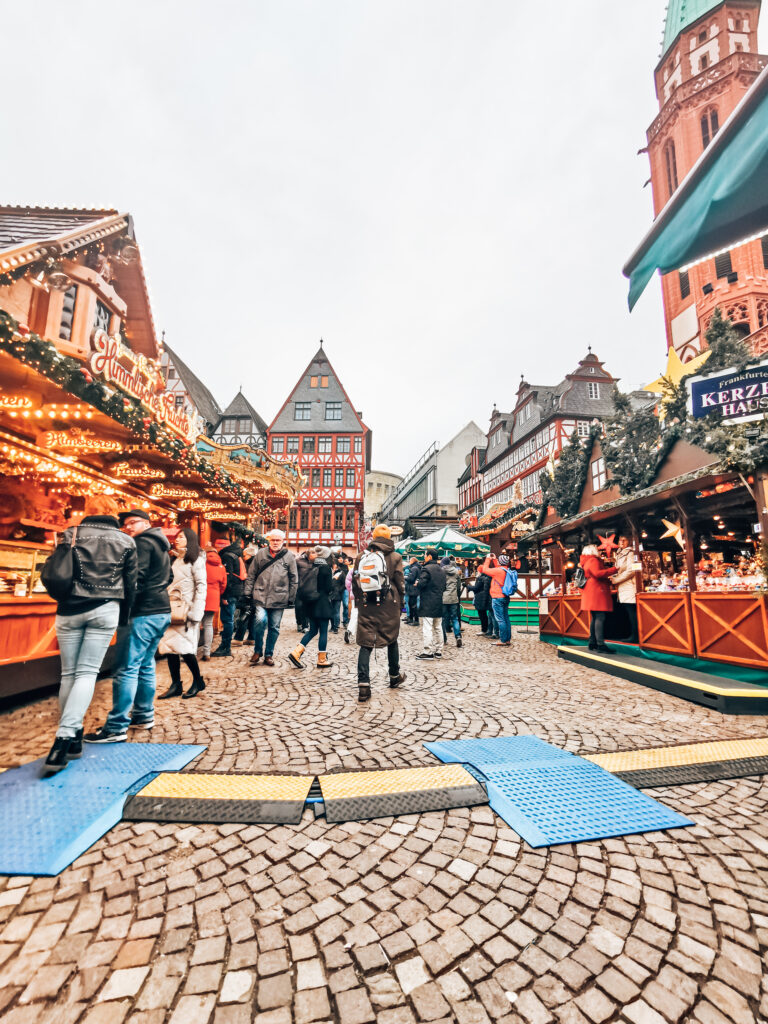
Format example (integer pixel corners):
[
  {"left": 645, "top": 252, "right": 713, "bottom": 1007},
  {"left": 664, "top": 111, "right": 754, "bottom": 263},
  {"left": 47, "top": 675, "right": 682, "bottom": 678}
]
[{"left": 1, "top": 625, "right": 768, "bottom": 1024}]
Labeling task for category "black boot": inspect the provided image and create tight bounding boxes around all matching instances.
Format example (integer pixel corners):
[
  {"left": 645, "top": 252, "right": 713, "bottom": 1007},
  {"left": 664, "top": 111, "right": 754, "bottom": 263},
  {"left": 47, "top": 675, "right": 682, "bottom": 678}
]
[
  {"left": 159, "top": 681, "right": 183, "bottom": 699},
  {"left": 182, "top": 677, "right": 206, "bottom": 699},
  {"left": 67, "top": 728, "right": 84, "bottom": 760},
  {"left": 389, "top": 672, "right": 406, "bottom": 689},
  {"left": 43, "top": 737, "right": 73, "bottom": 776},
  {"left": 358, "top": 683, "right": 371, "bottom": 702},
  {"left": 211, "top": 645, "right": 231, "bottom": 657},
  {"left": 456, "top": 637, "right": 463, "bottom": 648}
]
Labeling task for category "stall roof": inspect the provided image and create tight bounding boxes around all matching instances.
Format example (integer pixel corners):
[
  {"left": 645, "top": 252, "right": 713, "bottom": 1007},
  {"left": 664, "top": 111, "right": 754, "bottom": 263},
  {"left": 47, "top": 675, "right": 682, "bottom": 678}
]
[{"left": 623, "top": 63, "right": 768, "bottom": 309}]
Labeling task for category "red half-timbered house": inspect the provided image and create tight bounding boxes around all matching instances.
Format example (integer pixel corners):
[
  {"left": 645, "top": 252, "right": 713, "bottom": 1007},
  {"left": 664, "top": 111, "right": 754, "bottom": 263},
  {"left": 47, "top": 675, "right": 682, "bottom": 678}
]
[{"left": 268, "top": 344, "right": 370, "bottom": 552}]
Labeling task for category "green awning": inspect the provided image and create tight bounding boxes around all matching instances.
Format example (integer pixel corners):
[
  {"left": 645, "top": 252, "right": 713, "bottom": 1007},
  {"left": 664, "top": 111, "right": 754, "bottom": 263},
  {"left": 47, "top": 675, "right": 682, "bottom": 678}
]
[{"left": 624, "top": 65, "right": 768, "bottom": 310}]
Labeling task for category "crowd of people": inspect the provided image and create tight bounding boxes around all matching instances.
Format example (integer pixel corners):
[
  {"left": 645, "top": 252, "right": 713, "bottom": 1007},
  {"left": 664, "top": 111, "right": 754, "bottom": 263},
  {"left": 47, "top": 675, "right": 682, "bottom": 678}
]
[{"left": 39, "top": 502, "right": 530, "bottom": 776}]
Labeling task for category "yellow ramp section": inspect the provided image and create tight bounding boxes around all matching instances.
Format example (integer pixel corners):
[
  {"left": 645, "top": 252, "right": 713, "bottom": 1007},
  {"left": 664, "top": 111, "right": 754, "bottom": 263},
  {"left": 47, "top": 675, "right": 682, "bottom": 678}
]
[
  {"left": 587, "top": 737, "right": 768, "bottom": 773},
  {"left": 319, "top": 763, "right": 478, "bottom": 799},
  {"left": 135, "top": 772, "right": 313, "bottom": 802}
]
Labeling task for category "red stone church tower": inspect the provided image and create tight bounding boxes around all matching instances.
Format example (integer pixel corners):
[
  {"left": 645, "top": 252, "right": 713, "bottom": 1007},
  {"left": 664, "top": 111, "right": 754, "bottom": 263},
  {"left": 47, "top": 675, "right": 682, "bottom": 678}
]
[{"left": 647, "top": 0, "right": 768, "bottom": 360}]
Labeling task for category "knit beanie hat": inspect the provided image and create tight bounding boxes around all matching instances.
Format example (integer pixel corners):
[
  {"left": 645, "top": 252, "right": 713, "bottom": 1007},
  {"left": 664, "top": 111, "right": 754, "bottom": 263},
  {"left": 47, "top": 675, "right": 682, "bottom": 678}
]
[
  {"left": 372, "top": 524, "right": 391, "bottom": 539},
  {"left": 499, "top": 554, "right": 511, "bottom": 566}
]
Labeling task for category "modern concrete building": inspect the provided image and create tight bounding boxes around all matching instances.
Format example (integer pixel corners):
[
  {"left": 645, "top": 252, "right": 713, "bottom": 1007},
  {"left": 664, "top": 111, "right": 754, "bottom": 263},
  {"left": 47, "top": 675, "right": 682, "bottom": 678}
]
[{"left": 365, "top": 470, "right": 403, "bottom": 518}]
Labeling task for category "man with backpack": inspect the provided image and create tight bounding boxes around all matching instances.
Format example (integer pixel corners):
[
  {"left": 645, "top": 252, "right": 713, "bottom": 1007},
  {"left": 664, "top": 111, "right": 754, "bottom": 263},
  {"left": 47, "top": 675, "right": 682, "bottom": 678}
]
[
  {"left": 415, "top": 548, "right": 447, "bottom": 660},
  {"left": 478, "top": 553, "right": 517, "bottom": 647},
  {"left": 440, "top": 555, "right": 464, "bottom": 648},
  {"left": 244, "top": 529, "right": 298, "bottom": 666},
  {"left": 211, "top": 533, "right": 246, "bottom": 657},
  {"left": 351, "top": 524, "right": 406, "bottom": 702}
]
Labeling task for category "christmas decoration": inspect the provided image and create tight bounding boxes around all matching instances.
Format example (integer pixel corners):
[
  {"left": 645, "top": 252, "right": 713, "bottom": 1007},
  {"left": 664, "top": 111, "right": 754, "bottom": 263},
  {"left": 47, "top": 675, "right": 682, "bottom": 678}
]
[
  {"left": 660, "top": 518, "right": 685, "bottom": 549},
  {"left": 597, "top": 533, "right": 618, "bottom": 556},
  {"left": 644, "top": 346, "right": 711, "bottom": 414}
]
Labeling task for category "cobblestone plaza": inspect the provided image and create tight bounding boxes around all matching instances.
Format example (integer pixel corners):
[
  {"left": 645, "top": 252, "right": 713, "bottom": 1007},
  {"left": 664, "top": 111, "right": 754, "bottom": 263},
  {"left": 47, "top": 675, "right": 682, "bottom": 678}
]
[{"left": 0, "top": 630, "right": 767, "bottom": 1024}]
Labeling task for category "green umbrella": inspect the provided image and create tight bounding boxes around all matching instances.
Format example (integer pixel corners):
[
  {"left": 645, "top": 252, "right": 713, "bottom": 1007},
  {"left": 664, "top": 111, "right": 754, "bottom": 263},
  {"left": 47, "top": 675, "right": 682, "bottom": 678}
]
[{"left": 400, "top": 526, "right": 490, "bottom": 559}]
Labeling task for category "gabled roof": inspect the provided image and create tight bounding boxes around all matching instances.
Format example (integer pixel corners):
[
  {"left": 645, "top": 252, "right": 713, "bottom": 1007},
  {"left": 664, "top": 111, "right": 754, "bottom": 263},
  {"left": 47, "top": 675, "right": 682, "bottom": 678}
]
[
  {"left": 0, "top": 205, "right": 158, "bottom": 359},
  {"left": 164, "top": 343, "right": 221, "bottom": 428},
  {"left": 269, "top": 344, "right": 367, "bottom": 434},
  {"left": 220, "top": 390, "right": 268, "bottom": 435},
  {"left": 661, "top": 0, "right": 723, "bottom": 59}
]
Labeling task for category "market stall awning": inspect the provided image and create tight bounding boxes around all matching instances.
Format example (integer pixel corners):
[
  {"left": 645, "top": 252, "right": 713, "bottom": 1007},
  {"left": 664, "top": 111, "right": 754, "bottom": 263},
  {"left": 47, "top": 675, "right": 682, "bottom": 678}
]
[
  {"left": 400, "top": 527, "right": 490, "bottom": 558},
  {"left": 624, "top": 64, "right": 768, "bottom": 310}
]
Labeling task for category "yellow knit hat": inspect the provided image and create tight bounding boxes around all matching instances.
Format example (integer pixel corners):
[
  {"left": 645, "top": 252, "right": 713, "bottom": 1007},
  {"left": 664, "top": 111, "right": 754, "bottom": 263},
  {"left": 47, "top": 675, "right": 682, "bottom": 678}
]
[{"left": 372, "top": 524, "right": 392, "bottom": 539}]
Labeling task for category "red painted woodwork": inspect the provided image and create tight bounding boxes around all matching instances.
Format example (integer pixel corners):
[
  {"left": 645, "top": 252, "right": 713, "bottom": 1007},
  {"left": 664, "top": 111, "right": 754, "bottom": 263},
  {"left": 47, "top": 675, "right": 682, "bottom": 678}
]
[
  {"left": 561, "top": 596, "right": 590, "bottom": 640},
  {"left": 0, "top": 596, "right": 59, "bottom": 666},
  {"left": 637, "top": 593, "right": 695, "bottom": 657},
  {"left": 691, "top": 593, "right": 768, "bottom": 670},
  {"left": 538, "top": 596, "right": 563, "bottom": 635}
]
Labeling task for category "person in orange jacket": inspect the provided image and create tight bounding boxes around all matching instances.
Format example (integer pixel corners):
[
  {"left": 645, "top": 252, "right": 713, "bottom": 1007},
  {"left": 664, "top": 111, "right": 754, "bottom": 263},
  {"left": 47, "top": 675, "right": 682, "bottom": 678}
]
[
  {"left": 479, "top": 553, "right": 513, "bottom": 646},
  {"left": 200, "top": 546, "right": 227, "bottom": 661}
]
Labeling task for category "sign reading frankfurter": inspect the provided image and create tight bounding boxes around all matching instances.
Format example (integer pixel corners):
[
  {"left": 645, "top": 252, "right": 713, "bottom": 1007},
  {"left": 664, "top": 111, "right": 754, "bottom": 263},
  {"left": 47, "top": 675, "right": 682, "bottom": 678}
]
[
  {"left": 89, "top": 329, "right": 195, "bottom": 442},
  {"left": 687, "top": 359, "right": 768, "bottom": 424}
]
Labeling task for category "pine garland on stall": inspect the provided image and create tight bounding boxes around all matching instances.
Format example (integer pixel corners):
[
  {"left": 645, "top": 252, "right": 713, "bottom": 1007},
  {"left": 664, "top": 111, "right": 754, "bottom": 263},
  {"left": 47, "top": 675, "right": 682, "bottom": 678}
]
[
  {"left": 538, "top": 426, "right": 600, "bottom": 519},
  {"left": 602, "top": 387, "right": 678, "bottom": 494}
]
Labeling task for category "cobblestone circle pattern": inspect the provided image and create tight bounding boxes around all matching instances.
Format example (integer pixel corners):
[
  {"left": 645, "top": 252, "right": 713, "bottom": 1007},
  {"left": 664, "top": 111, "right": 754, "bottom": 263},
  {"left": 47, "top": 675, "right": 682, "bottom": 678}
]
[{"left": 1, "top": 626, "right": 767, "bottom": 1024}]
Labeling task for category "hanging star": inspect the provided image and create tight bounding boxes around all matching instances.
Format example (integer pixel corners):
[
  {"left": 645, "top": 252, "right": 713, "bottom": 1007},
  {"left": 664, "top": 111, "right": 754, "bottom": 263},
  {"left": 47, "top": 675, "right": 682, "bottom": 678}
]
[
  {"left": 660, "top": 518, "right": 686, "bottom": 549},
  {"left": 597, "top": 532, "right": 618, "bottom": 556},
  {"left": 644, "top": 347, "right": 711, "bottom": 408}
]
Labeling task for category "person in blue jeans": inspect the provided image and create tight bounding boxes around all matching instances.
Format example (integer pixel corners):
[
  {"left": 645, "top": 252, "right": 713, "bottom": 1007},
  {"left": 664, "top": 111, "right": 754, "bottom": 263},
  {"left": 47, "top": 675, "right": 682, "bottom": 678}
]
[
  {"left": 85, "top": 509, "right": 172, "bottom": 743},
  {"left": 244, "top": 530, "right": 298, "bottom": 666},
  {"left": 41, "top": 507, "right": 138, "bottom": 775},
  {"left": 479, "top": 553, "right": 513, "bottom": 647}
]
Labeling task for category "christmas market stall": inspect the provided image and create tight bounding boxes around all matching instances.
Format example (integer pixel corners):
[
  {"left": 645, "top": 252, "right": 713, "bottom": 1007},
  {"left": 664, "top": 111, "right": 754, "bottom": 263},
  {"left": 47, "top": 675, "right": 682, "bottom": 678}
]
[{"left": 0, "top": 207, "right": 302, "bottom": 697}]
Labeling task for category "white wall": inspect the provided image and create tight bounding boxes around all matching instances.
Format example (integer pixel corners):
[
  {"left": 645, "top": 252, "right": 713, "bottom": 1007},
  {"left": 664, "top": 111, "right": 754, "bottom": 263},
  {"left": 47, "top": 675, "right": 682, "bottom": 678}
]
[{"left": 436, "top": 421, "right": 488, "bottom": 506}]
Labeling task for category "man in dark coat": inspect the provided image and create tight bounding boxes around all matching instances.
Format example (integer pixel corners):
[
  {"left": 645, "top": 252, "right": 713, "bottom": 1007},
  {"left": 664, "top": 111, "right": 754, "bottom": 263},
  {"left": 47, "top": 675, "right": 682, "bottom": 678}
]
[
  {"left": 415, "top": 548, "right": 446, "bottom": 659},
  {"left": 351, "top": 525, "right": 406, "bottom": 703},
  {"left": 471, "top": 570, "right": 492, "bottom": 636},
  {"left": 404, "top": 557, "right": 420, "bottom": 624},
  {"left": 211, "top": 535, "right": 244, "bottom": 657}
]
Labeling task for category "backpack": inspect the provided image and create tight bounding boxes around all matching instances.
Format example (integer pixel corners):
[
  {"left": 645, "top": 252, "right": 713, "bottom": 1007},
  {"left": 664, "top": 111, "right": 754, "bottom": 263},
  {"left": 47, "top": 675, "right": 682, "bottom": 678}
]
[
  {"left": 573, "top": 566, "right": 587, "bottom": 589},
  {"left": 501, "top": 567, "right": 518, "bottom": 597},
  {"left": 298, "top": 565, "right": 320, "bottom": 604},
  {"left": 40, "top": 526, "right": 79, "bottom": 601},
  {"left": 355, "top": 549, "right": 390, "bottom": 604}
]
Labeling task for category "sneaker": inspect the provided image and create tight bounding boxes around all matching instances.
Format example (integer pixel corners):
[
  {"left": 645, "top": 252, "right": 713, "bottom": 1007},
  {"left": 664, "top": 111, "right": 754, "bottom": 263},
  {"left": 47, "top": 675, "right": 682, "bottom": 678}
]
[
  {"left": 416, "top": 653, "right": 434, "bottom": 660},
  {"left": 84, "top": 727, "right": 128, "bottom": 744},
  {"left": 456, "top": 637, "right": 463, "bottom": 648},
  {"left": 434, "top": 651, "right": 442, "bottom": 658},
  {"left": 130, "top": 717, "right": 154, "bottom": 730},
  {"left": 42, "top": 737, "right": 73, "bottom": 776}
]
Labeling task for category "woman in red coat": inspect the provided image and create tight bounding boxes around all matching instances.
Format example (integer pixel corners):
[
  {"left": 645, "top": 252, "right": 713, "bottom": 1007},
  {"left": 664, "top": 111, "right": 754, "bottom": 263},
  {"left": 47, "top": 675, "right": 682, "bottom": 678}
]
[
  {"left": 201, "top": 547, "right": 227, "bottom": 661},
  {"left": 579, "top": 544, "right": 616, "bottom": 653}
]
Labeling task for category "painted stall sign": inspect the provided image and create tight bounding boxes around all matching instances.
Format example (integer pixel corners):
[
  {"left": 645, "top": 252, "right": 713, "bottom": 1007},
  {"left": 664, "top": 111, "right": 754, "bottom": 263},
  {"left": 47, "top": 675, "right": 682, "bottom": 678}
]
[{"left": 687, "top": 359, "right": 768, "bottom": 424}]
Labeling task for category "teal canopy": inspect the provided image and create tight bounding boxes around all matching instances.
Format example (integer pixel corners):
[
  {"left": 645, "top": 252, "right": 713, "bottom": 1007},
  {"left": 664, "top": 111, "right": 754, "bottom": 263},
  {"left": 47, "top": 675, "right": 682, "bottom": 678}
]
[
  {"left": 624, "top": 65, "right": 768, "bottom": 310},
  {"left": 398, "top": 527, "right": 490, "bottom": 559}
]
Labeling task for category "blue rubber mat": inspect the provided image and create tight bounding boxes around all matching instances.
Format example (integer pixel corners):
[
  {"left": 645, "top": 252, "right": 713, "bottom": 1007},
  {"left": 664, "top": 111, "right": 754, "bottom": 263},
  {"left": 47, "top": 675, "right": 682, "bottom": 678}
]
[
  {"left": 425, "top": 735, "right": 693, "bottom": 847},
  {"left": 0, "top": 743, "right": 205, "bottom": 876}
]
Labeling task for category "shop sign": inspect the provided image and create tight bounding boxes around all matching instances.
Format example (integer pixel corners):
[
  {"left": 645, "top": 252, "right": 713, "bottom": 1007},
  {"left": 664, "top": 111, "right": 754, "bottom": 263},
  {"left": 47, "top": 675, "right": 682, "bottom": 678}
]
[
  {"left": 149, "top": 482, "right": 198, "bottom": 499},
  {"left": 110, "top": 460, "right": 165, "bottom": 480},
  {"left": 0, "top": 395, "right": 34, "bottom": 411},
  {"left": 89, "top": 330, "right": 196, "bottom": 442},
  {"left": 179, "top": 499, "right": 226, "bottom": 512},
  {"left": 688, "top": 359, "right": 768, "bottom": 424},
  {"left": 42, "top": 428, "right": 122, "bottom": 453}
]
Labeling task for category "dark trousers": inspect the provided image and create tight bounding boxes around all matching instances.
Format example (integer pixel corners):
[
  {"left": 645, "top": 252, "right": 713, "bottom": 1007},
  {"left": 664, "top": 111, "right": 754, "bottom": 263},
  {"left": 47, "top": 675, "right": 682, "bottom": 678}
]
[
  {"left": 477, "top": 608, "right": 489, "bottom": 633},
  {"left": 623, "top": 603, "right": 638, "bottom": 643},
  {"left": 301, "top": 617, "right": 329, "bottom": 652},
  {"left": 589, "top": 611, "right": 606, "bottom": 648},
  {"left": 407, "top": 596, "right": 419, "bottom": 623},
  {"left": 220, "top": 599, "right": 236, "bottom": 647},
  {"left": 358, "top": 642, "right": 399, "bottom": 682},
  {"left": 330, "top": 599, "right": 342, "bottom": 631},
  {"left": 295, "top": 597, "right": 308, "bottom": 630},
  {"left": 442, "top": 604, "right": 461, "bottom": 639},
  {"left": 234, "top": 603, "right": 254, "bottom": 641}
]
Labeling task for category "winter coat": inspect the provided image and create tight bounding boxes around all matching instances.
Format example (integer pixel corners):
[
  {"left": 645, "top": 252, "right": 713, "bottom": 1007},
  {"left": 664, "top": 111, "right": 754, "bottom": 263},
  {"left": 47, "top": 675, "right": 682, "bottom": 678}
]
[
  {"left": 330, "top": 564, "right": 347, "bottom": 601},
  {"left": 442, "top": 564, "right": 463, "bottom": 605},
  {"left": 405, "top": 563, "right": 420, "bottom": 597},
  {"left": 478, "top": 557, "right": 508, "bottom": 600},
  {"left": 471, "top": 572, "right": 491, "bottom": 612},
  {"left": 352, "top": 538, "right": 405, "bottom": 649},
  {"left": 52, "top": 515, "right": 138, "bottom": 618},
  {"left": 204, "top": 551, "right": 227, "bottom": 613},
  {"left": 415, "top": 560, "right": 446, "bottom": 618},
  {"left": 158, "top": 554, "right": 207, "bottom": 656},
  {"left": 132, "top": 527, "right": 172, "bottom": 618},
  {"left": 612, "top": 547, "right": 638, "bottom": 605},
  {"left": 220, "top": 542, "right": 244, "bottom": 601},
  {"left": 579, "top": 554, "right": 615, "bottom": 613},
  {"left": 245, "top": 547, "right": 298, "bottom": 609},
  {"left": 298, "top": 560, "right": 333, "bottom": 620}
]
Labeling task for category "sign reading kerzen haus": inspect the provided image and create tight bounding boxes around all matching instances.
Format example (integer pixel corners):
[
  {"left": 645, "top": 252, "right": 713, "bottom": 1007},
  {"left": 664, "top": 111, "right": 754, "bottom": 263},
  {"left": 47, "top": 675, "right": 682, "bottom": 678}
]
[{"left": 687, "top": 359, "right": 768, "bottom": 424}]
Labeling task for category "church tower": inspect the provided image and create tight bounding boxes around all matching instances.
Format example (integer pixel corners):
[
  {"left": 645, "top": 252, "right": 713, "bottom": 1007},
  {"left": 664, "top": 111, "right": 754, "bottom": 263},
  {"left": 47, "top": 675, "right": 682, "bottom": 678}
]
[{"left": 646, "top": 1, "right": 768, "bottom": 360}]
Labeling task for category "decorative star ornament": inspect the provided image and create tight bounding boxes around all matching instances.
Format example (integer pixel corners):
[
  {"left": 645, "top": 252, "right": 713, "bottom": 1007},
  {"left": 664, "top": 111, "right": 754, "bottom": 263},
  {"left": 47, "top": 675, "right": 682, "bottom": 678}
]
[
  {"left": 644, "top": 347, "right": 711, "bottom": 413},
  {"left": 597, "top": 532, "right": 619, "bottom": 556},
  {"left": 660, "top": 518, "right": 686, "bottom": 549}
]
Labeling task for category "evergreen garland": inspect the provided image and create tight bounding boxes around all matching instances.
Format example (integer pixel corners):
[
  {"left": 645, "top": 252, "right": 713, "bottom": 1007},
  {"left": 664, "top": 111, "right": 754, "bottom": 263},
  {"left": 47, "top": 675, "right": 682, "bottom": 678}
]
[
  {"left": 538, "top": 426, "right": 601, "bottom": 519},
  {"left": 0, "top": 309, "right": 258, "bottom": 506}
]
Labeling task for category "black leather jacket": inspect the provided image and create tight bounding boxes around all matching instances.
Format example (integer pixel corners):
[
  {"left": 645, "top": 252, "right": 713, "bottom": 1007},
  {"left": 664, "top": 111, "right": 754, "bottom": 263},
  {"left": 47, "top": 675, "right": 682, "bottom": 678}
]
[
  {"left": 57, "top": 516, "right": 138, "bottom": 615},
  {"left": 131, "top": 527, "right": 173, "bottom": 618}
]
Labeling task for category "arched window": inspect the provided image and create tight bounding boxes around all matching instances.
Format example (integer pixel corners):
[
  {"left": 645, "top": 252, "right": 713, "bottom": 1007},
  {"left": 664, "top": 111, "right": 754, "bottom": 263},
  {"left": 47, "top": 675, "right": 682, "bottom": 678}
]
[
  {"left": 701, "top": 107, "right": 719, "bottom": 149},
  {"left": 664, "top": 140, "right": 678, "bottom": 196}
]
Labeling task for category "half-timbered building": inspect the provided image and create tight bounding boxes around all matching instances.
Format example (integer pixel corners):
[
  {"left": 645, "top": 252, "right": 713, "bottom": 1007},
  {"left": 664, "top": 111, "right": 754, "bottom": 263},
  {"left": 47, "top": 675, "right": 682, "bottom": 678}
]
[
  {"left": 267, "top": 344, "right": 370, "bottom": 552},
  {"left": 211, "top": 390, "right": 268, "bottom": 450}
]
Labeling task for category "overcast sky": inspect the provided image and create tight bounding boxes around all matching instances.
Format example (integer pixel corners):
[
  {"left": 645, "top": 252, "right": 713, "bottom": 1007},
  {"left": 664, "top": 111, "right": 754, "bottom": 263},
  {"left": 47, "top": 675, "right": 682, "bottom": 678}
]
[{"left": 6, "top": 2, "right": 761, "bottom": 476}]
